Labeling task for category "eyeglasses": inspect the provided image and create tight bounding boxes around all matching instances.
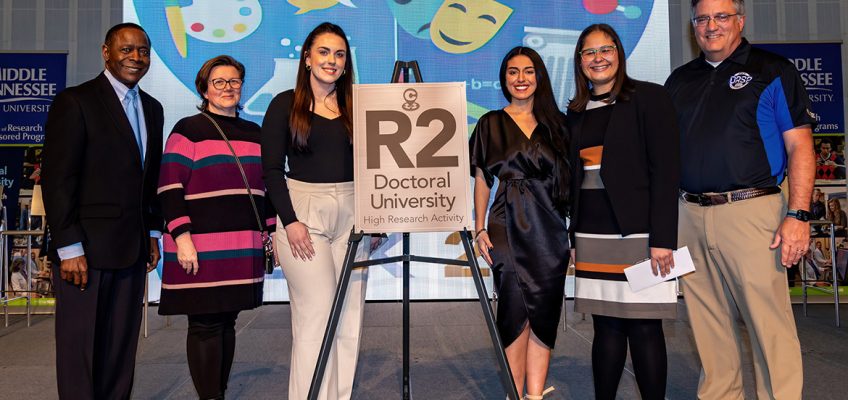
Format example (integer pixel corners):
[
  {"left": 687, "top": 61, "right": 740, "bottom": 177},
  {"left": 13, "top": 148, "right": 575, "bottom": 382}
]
[
  {"left": 209, "top": 78, "right": 243, "bottom": 90},
  {"left": 691, "top": 13, "right": 741, "bottom": 27},
  {"left": 578, "top": 45, "right": 617, "bottom": 61}
]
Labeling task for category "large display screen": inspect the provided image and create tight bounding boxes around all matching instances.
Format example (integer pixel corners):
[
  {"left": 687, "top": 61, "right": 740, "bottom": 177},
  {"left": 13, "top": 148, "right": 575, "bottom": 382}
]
[{"left": 126, "top": 0, "right": 670, "bottom": 301}]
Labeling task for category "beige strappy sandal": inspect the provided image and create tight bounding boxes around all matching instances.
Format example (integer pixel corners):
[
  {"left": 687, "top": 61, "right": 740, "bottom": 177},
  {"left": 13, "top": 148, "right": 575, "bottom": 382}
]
[{"left": 524, "top": 386, "right": 555, "bottom": 399}]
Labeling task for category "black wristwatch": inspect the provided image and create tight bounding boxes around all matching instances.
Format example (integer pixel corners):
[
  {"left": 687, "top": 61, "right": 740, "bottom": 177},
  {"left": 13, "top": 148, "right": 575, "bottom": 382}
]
[{"left": 786, "top": 209, "right": 812, "bottom": 222}]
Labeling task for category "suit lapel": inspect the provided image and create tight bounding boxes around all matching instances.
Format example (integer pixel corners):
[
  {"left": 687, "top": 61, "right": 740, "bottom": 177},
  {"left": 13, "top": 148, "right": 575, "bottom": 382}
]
[
  {"left": 95, "top": 73, "right": 143, "bottom": 168},
  {"left": 602, "top": 100, "right": 633, "bottom": 161},
  {"left": 139, "top": 90, "right": 156, "bottom": 172}
]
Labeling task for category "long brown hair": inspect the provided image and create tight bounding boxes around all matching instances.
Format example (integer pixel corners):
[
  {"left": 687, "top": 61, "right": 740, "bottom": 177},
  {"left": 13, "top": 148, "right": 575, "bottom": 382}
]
[
  {"left": 568, "top": 24, "right": 634, "bottom": 113},
  {"left": 499, "top": 46, "right": 571, "bottom": 215},
  {"left": 290, "top": 22, "right": 354, "bottom": 151}
]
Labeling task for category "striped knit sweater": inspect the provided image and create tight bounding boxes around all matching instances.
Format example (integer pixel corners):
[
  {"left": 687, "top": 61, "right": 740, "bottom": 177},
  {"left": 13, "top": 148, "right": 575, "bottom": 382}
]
[{"left": 157, "top": 112, "right": 276, "bottom": 315}]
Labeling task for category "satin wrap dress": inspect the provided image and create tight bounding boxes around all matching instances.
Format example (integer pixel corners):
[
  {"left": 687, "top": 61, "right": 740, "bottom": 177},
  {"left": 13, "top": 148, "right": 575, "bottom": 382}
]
[{"left": 469, "top": 110, "right": 569, "bottom": 348}]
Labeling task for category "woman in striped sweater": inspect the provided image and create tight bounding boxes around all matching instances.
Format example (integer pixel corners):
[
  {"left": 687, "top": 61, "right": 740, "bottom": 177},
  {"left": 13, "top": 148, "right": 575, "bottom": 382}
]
[{"left": 157, "top": 55, "right": 275, "bottom": 400}]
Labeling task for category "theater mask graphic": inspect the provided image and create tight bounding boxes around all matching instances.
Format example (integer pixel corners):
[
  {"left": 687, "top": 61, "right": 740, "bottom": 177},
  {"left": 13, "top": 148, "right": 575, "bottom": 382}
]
[{"left": 133, "top": 0, "right": 656, "bottom": 125}]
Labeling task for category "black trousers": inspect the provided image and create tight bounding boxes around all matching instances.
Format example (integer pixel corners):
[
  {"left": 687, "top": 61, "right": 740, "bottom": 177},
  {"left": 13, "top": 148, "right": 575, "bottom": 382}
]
[
  {"left": 53, "top": 261, "right": 146, "bottom": 400},
  {"left": 186, "top": 311, "right": 240, "bottom": 400}
]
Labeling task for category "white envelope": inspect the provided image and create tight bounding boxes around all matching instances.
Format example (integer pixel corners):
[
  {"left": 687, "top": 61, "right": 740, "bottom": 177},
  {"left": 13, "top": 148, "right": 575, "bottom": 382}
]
[{"left": 623, "top": 246, "right": 696, "bottom": 292}]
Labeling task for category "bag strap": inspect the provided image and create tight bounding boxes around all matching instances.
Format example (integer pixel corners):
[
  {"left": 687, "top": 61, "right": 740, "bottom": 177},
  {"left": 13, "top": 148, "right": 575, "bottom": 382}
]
[{"left": 201, "top": 112, "right": 266, "bottom": 234}]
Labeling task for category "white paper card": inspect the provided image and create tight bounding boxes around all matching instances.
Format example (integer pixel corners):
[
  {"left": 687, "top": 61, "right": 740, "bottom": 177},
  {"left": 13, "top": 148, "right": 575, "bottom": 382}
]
[{"left": 623, "top": 246, "right": 696, "bottom": 292}]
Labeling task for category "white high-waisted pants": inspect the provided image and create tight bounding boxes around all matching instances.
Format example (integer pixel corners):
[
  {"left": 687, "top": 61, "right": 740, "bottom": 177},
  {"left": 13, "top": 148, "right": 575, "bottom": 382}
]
[{"left": 276, "top": 179, "right": 368, "bottom": 400}]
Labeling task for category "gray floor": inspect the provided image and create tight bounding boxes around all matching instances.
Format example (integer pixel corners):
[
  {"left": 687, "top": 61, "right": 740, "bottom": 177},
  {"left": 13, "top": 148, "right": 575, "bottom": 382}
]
[{"left": 0, "top": 300, "right": 846, "bottom": 399}]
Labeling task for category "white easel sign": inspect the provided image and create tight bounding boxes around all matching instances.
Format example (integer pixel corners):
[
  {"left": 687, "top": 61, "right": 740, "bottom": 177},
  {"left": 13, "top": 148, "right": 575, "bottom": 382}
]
[{"left": 353, "top": 82, "right": 473, "bottom": 234}]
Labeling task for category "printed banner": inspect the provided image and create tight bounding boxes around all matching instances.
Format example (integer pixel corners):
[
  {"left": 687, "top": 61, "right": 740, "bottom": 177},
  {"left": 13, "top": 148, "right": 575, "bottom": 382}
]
[
  {"left": 0, "top": 52, "right": 67, "bottom": 146},
  {"left": 125, "top": 1, "right": 671, "bottom": 136},
  {"left": 753, "top": 42, "right": 844, "bottom": 134},
  {"left": 125, "top": 0, "right": 671, "bottom": 301},
  {"left": 0, "top": 147, "right": 25, "bottom": 228},
  {"left": 354, "top": 83, "right": 472, "bottom": 233}
]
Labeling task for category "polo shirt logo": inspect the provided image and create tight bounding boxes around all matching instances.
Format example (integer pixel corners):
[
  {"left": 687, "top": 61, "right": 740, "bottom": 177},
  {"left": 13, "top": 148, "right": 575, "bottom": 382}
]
[{"left": 729, "top": 72, "right": 753, "bottom": 90}]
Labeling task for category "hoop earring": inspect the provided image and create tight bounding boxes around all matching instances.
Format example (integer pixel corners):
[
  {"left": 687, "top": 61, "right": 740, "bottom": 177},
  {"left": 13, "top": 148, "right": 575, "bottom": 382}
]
[
  {"left": 306, "top": 65, "right": 311, "bottom": 71},
  {"left": 341, "top": 69, "right": 345, "bottom": 75}
]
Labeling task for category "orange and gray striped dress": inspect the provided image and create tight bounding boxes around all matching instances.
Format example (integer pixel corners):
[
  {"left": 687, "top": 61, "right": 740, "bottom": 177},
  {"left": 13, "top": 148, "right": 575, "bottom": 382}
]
[{"left": 572, "top": 98, "right": 677, "bottom": 319}]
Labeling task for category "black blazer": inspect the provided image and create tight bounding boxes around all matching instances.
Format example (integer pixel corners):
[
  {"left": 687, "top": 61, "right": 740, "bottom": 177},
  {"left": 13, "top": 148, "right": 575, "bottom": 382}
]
[
  {"left": 568, "top": 80, "right": 680, "bottom": 249},
  {"left": 42, "top": 73, "right": 164, "bottom": 269}
]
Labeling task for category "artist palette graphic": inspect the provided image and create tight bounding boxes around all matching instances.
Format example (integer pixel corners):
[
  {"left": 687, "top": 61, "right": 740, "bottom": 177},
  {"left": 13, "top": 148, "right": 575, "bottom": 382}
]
[
  {"left": 182, "top": 0, "right": 262, "bottom": 43},
  {"left": 130, "top": 0, "right": 663, "bottom": 301},
  {"left": 134, "top": 0, "right": 656, "bottom": 125}
]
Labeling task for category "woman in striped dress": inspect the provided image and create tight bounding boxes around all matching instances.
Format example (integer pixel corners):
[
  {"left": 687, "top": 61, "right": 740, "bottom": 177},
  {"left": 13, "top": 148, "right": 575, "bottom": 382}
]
[
  {"left": 158, "top": 55, "right": 275, "bottom": 400},
  {"left": 567, "top": 25, "right": 680, "bottom": 400}
]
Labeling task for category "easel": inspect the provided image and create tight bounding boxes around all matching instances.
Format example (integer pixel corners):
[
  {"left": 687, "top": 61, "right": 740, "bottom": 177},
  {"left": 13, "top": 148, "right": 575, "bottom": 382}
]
[{"left": 307, "top": 62, "right": 520, "bottom": 400}]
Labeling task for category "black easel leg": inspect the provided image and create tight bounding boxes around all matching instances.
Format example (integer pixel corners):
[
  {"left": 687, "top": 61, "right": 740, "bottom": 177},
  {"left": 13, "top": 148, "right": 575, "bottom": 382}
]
[
  {"left": 307, "top": 230, "right": 365, "bottom": 400},
  {"left": 461, "top": 230, "right": 521, "bottom": 400},
  {"left": 402, "top": 232, "right": 412, "bottom": 399}
]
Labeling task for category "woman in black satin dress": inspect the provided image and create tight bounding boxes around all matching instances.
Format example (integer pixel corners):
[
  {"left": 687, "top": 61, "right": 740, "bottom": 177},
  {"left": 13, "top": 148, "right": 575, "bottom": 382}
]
[{"left": 470, "top": 46, "right": 570, "bottom": 400}]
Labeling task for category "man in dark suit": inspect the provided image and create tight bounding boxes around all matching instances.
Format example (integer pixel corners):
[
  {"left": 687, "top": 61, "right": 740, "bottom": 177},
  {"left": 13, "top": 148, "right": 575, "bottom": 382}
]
[{"left": 41, "top": 22, "right": 163, "bottom": 399}]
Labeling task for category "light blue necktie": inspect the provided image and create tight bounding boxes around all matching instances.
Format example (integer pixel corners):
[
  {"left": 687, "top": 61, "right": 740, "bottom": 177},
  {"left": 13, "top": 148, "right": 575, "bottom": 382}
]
[{"left": 124, "top": 89, "right": 144, "bottom": 164}]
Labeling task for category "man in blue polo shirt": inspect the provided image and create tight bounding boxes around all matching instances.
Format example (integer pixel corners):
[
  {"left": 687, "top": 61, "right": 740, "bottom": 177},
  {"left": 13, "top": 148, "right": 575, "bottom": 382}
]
[{"left": 665, "top": 0, "right": 815, "bottom": 398}]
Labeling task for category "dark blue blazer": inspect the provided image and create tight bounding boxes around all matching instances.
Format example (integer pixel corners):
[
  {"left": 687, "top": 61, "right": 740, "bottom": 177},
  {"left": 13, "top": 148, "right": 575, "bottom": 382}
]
[
  {"left": 567, "top": 79, "right": 680, "bottom": 249},
  {"left": 42, "top": 73, "right": 164, "bottom": 269}
]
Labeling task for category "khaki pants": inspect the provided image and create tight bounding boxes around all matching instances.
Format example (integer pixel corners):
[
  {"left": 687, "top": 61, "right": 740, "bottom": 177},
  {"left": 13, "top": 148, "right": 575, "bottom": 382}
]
[
  {"left": 276, "top": 179, "right": 368, "bottom": 400},
  {"left": 679, "top": 194, "right": 802, "bottom": 400}
]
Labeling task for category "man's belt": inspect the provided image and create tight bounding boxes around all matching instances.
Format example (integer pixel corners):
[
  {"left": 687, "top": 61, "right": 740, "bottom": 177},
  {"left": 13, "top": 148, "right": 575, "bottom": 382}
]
[{"left": 680, "top": 187, "right": 781, "bottom": 207}]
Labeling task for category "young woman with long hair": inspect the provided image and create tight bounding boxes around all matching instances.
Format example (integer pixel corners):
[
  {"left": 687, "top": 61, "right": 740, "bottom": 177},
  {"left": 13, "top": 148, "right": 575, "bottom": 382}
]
[
  {"left": 470, "top": 46, "right": 570, "bottom": 399},
  {"left": 261, "top": 22, "right": 368, "bottom": 400}
]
